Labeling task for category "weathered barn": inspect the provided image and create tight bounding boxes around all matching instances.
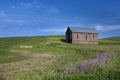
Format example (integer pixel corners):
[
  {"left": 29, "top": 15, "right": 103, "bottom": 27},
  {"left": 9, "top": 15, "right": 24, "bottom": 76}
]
[{"left": 66, "top": 26, "right": 98, "bottom": 44}]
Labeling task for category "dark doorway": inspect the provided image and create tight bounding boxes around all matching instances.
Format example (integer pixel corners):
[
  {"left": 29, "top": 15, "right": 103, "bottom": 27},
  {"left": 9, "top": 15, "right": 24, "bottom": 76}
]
[{"left": 66, "top": 33, "right": 72, "bottom": 43}]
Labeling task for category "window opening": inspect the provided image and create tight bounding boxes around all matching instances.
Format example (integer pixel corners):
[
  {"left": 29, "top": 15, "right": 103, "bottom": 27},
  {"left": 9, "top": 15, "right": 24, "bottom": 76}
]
[
  {"left": 77, "top": 34, "right": 78, "bottom": 39},
  {"left": 86, "top": 35, "right": 87, "bottom": 40}
]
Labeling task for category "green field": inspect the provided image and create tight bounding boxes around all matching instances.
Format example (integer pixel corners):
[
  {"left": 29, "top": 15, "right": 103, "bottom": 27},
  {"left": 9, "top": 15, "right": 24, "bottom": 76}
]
[{"left": 0, "top": 36, "right": 120, "bottom": 80}]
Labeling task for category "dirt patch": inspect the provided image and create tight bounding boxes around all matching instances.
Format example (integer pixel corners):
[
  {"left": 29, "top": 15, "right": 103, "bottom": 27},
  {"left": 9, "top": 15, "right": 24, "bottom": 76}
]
[
  {"left": 0, "top": 50, "right": 60, "bottom": 77},
  {"left": 0, "top": 50, "right": 60, "bottom": 78},
  {"left": 10, "top": 50, "right": 59, "bottom": 57},
  {"left": 0, "top": 58, "right": 55, "bottom": 77}
]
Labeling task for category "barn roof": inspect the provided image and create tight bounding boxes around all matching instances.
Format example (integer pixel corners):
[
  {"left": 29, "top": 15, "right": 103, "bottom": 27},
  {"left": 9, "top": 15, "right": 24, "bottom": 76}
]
[{"left": 68, "top": 26, "right": 98, "bottom": 33}]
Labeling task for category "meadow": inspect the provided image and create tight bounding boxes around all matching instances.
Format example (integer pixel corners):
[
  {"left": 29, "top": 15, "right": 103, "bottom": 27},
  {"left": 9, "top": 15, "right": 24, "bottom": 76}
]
[{"left": 0, "top": 36, "right": 120, "bottom": 80}]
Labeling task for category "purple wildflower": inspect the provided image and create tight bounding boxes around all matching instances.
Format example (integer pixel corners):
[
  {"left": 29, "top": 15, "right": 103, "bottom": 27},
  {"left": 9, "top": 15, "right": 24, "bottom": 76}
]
[{"left": 63, "top": 52, "right": 116, "bottom": 74}]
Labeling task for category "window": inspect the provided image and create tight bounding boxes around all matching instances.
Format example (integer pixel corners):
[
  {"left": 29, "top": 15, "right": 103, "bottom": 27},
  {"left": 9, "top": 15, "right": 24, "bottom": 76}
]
[
  {"left": 77, "top": 34, "right": 78, "bottom": 39},
  {"left": 86, "top": 35, "right": 87, "bottom": 40},
  {"left": 93, "top": 35, "right": 94, "bottom": 40}
]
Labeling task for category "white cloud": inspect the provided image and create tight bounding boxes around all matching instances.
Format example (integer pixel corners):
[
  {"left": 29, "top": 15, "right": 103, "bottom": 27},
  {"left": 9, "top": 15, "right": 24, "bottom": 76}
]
[
  {"left": 95, "top": 25, "right": 120, "bottom": 31},
  {"left": 0, "top": 25, "right": 7, "bottom": 28},
  {"left": 36, "top": 5, "right": 40, "bottom": 8},
  {"left": 0, "top": 17, "right": 26, "bottom": 24},
  {"left": 0, "top": 10, "right": 26, "bottom": 24},
  {"left": 39, "top": 28, "right": 66, "bottom": 33},
  {"left": 37, "top": 17, "right": 42, "bottom": 23},
  {"left": 20, "top": 2, "right": 33, "bottom": 8},
  {"left": 47, "top": 6, "right": 59, "bottom": 13},
  {"left": 0, "top": 11, "right": 7, "bottom": 17},
  {"left": 11, "top": 2, "right": 32, "bottom": 9},
  {"left": 0, "top": 16, "right": 26, "bottom": 25},
  {"left": 12, "top": 0, "right": 41, "bottom": 9},
  {"left": 12, "top": 5, "right": 21, "bottom": 9},
  {"left": 5, "top": 19, "right": 26, "bottom": 23},
  {"left": 12, "top": 6, "right": 16, "bottom": 9}
]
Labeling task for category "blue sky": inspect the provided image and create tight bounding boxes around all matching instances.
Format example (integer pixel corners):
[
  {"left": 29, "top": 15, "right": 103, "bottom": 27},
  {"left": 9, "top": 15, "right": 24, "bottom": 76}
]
[{"left": 0, "top": 0, "right": 120, "bottom": 38}]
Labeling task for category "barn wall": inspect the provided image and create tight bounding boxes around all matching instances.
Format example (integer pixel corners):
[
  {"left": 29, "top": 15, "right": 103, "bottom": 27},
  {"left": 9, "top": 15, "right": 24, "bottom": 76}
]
[{"left": 72, "top": 32, "right": 98, "bottom": 44}]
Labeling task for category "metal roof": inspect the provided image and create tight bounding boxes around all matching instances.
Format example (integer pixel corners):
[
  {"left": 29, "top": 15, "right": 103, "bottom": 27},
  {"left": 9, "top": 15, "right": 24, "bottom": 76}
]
[{"left": 68, "top": 26, "right": 98, "bottom": 33}]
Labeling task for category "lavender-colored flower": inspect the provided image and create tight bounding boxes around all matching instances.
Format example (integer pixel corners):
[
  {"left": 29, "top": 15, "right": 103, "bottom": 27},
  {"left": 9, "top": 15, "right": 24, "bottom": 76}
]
[{"left": 63, "top": 52, "right": 116, "bottom": 74}]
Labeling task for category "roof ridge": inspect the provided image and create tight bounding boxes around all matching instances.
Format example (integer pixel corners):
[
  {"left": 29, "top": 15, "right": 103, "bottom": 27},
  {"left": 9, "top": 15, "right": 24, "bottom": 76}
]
[
  {"left": 68, "top": 26, "right": 96, "bottom": 29},
  {"left": 67, "top": 26, "right": 97, "bottom": 33}
]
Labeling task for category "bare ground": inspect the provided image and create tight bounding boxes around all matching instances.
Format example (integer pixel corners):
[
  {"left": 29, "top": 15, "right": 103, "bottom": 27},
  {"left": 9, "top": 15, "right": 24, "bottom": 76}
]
[
  {"left": 0, "top": 50, "right": 61, "bottom": 77},
  {"left": 10, "top": 50, "right": 59, "bottom": 57}
]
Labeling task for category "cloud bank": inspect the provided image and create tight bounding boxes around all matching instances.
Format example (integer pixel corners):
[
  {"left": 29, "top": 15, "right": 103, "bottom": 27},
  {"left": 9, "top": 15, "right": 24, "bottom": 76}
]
[
  {"left": 39, "top": 28, "right": 66, "bottom": 33},
  {"left": 96, "top": 25, "right": 120, "bottom": 31}
]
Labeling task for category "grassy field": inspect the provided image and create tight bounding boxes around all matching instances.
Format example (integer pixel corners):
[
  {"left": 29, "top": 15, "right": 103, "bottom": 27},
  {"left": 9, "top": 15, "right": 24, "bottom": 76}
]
[{"left": 0, "top": 36, "right": 120, "bottom": 80}]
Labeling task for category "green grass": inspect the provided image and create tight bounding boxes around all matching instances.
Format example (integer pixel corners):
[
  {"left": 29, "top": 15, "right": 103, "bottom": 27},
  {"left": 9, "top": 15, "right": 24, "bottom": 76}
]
[{"left": 0, "top": 36, "right": 120, "bottom": 80}]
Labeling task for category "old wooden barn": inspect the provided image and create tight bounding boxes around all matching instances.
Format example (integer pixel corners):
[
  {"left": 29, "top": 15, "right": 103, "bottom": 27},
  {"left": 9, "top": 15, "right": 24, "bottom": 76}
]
[{"left": 66, "top": 26, "right": 98, "bottom": 44}]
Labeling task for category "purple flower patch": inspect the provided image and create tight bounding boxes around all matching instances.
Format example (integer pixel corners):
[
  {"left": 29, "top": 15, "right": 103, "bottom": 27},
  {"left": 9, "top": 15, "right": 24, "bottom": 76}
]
[{"left": 63, "top": 52, "right": 116, "bottom": 74}]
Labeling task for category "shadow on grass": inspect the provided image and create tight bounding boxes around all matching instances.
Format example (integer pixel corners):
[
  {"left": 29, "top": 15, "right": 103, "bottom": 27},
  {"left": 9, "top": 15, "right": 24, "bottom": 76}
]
[{"left": 61, "top": 39, "right": 66, "bottom": 43}]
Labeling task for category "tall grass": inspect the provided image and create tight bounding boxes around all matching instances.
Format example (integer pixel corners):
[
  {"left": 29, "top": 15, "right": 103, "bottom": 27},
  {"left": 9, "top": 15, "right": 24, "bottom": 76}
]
[{"left": 0, "top": 36, "right": 120, "bottom": 80}]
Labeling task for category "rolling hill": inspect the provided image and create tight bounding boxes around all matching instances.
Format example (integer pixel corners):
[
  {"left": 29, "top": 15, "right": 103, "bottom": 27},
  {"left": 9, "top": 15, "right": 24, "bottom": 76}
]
[
  {"left": 102, "top": 36, "right": 120, "bottom": 41},
  {"left": 0, "top": 36, "right": 120, "bottom": 80}
]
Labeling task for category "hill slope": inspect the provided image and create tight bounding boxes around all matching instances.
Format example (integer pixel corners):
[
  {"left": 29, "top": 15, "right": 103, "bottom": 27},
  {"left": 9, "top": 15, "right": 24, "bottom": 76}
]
[
  {"left": 99, "top": 36, "right": 120, "bottom": 45},
  {"left": 0, "top": 36, "right": 120, "bottom": 80},
  {"left": 102, "top": 36, "right": 120, "bottom": 41}
]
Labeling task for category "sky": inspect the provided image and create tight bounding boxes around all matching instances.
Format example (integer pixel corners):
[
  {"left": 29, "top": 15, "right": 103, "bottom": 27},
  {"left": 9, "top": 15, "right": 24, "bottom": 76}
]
[{"left": 0, "top": 0, "right": 120, "bottom": 38}]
